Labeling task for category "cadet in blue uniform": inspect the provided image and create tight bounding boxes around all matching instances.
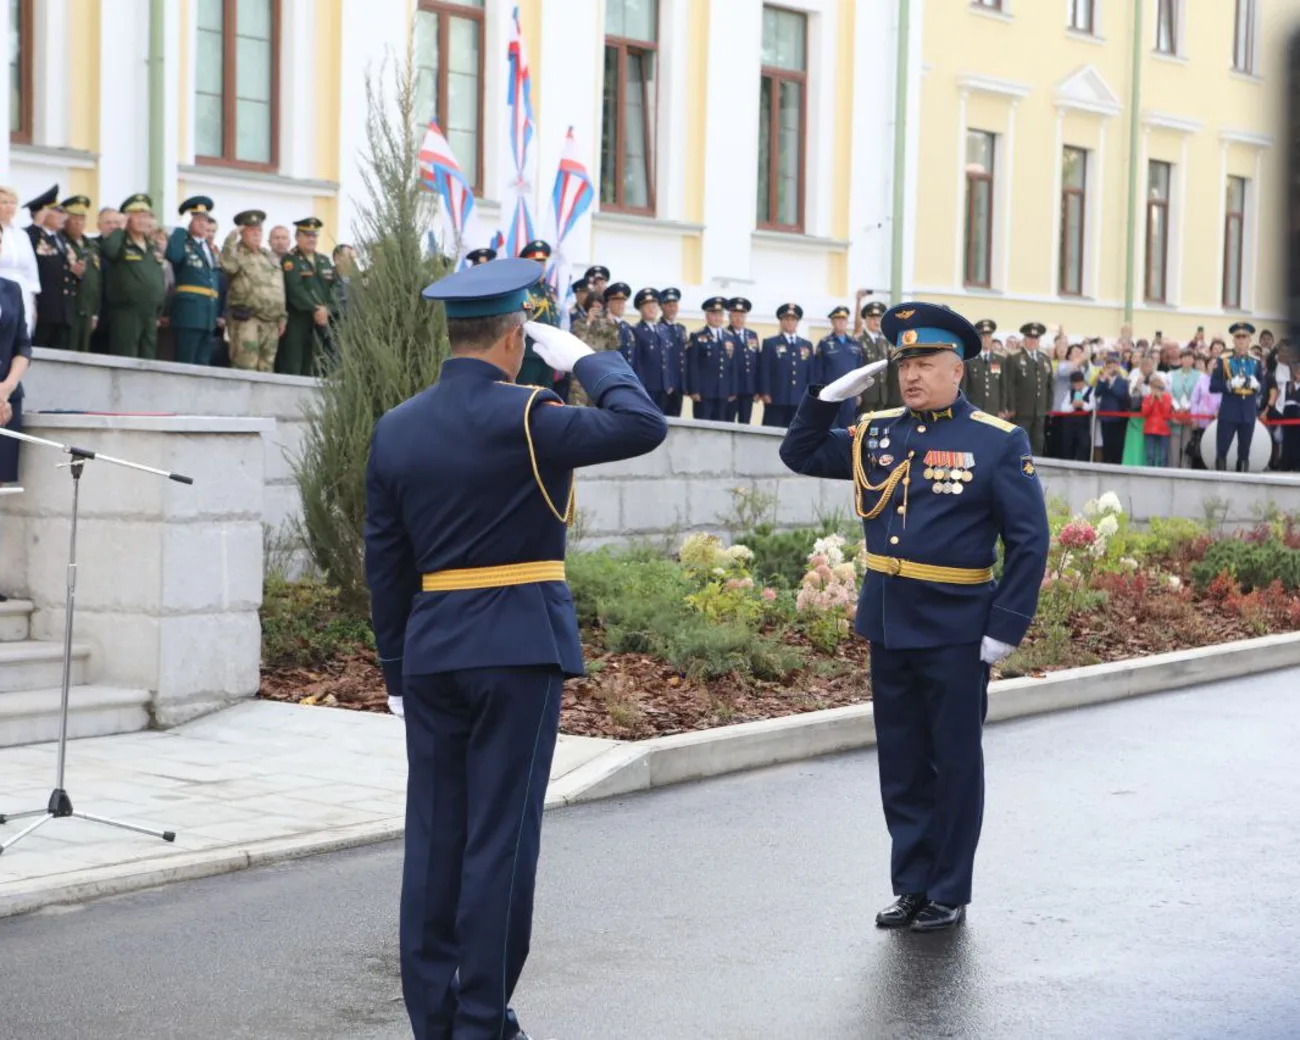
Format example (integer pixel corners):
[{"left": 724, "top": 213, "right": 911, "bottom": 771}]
[
  {"left": 1209, "top": 321, "right": 1264, "bottom": 471},
  {"left": 725, "top": 297, "right": 760, "bottom": 424},
  {"left": 164, "top": 196, "right": 222, "bottom": 365},
  {"left": 658, "top": 286, "right": 688, "bottom": 417},
  {"left": 629, "top": 287, "right": 677, "bottom": 412},
  {"left": 760, "top": 302, "right": 815, "bottom": 427},
  {"left": 365, "top": 259, "right": 667, "bottom": 1040},
  {"left": 686, "top": 296, "right": 736, "bottom": 421},
  {"left": 779, "top": 302, "right": 1049, "bottom": 932},
  {"left": 815, "top": 305, "right": 865, "bottom": 428}
]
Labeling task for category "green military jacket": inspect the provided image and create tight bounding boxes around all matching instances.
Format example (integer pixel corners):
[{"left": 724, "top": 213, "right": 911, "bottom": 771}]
[
  {"left": 100, "top": 228, "right": 167, "bottom": 312},
  {"left": 1004, "top": 348, "right": 1055, "bottom": 420},
  {"left": 857, "top": 330, "right": 892, "bottom": 411},
  {"left": 66, "top": 235, "right": 101, "bottom": 321},
  {"left": 220, "top": 231, "right": 287, "bottom": 323},
  {"left": 962, "top": 352, "right": 1007, "bottom": 415},
  {"left": 518, "top": 283, "right": 560, "bottom": 387},
  {"left": 569, "top": 312, "right": 623, "bottom": 406},
  {"left": 282, "top": 248, "right": 340, "bottom": 318}
]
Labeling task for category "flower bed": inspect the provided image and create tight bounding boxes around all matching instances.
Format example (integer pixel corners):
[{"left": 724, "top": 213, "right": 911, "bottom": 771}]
[{"left": 259, "top": 489, "right": 1300, "bottom": 741}]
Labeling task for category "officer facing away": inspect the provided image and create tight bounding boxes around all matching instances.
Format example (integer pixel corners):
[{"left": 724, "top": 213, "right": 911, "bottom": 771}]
[
  {"left": 364, "top": 258, "right": 667, "bottom": 1040},
  {"left": 779, "top": 302, "right": 1049, "bottom": 932}
]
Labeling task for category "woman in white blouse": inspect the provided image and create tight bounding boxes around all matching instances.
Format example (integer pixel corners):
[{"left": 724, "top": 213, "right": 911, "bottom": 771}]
[{"left": 0, "top": 187, "right": 39, "bottom": 336}]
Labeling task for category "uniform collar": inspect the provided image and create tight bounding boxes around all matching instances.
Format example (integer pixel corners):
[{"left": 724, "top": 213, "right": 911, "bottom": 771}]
[
  {"left": 908, "top": 393, "right": 969, "bottom": 423},
  {"left": 439, "top": 356, "right": 512, "bottom": 383}
]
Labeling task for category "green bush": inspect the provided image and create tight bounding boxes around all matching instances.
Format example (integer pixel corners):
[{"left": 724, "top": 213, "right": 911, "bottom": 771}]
[
  {"left": 1191, "top": 538, "right": 1300, "bottom": 593},
  {"left": 1139, "top": 516, "right": 1206, "bottom": 558},
  {"left": 663, "top": 623, "right": 802, "bottom": 681},
  {"left": 261, "top": 576, "right": 374, "bottom": 668}
]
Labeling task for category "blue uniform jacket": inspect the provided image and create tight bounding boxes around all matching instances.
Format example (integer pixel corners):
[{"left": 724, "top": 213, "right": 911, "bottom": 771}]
[
  {"left": 1094, "top": 374, "right": 1131, "bottom": 425},
  {"left": 760, "top": 335, "right": 816, "bottom": 406},
  {"left": 814, "top": 334, "right": 864, "bottom": 385},
  {"left": 164, "top": 228, "right": 220, "bottom": 331},
  {"left": 728, "top": 327, "right": 760, "bottom": 396},
  {"left": 687, "top": 326, "right": 737, "bottom": 399},
  {"left": 613, "top": 319, "right": 635, "bottom": 365},
  {"left": 659, "top": 318, "right": 688, "bottom": 392},
  {"left": 779, "top": 391, "right": 1049, "bottom": 651},
  {"left": 1209, "top": 354, "right": 1262, "bottom": 423},
  {"left": 630, "top": 319, "right": 679, "bottom": 393},
  {"left": 363, "top": 352, "right": 668, "bottom": 697}
]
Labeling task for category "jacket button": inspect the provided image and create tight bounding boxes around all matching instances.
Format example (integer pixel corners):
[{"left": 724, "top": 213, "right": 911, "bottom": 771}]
[{"left": 889, "top": 535, "right": 899, "bottom": 545}]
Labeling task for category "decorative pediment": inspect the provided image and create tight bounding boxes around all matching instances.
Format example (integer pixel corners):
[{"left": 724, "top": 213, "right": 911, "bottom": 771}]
[
  {"left": 956, "top": 74, "right": 1032, "bottom": 100},
  {"left": 1056, "top": 65, "right": 1123, "bottom": 117}
]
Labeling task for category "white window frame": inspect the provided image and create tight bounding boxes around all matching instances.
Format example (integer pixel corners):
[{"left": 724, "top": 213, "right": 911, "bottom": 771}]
[
  {"left": 1153, "top": 0, "right": 1185, "bottom": 58},
  {"left": 1066, "top": 0, "right": 1098, "bottom": 36},
  {"left": 1232, "top": 0, "right": 1259, "bottom": 76},
  {"left": 1218, "top": 129, "right": 1273, "bottom": 314}
]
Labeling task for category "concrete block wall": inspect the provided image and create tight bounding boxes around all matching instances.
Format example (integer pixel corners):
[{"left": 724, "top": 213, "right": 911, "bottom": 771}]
[{"left": 0, "top": 414, "right": 273, "bottom": 727}]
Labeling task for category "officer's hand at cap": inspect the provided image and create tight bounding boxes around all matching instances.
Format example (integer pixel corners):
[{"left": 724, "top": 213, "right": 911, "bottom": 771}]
[
  {"left": 819, "top": 359, "right": 889, "bottom": 402},
  {"left": 523, "top": 321, "right": 594, "bottom": 374}
]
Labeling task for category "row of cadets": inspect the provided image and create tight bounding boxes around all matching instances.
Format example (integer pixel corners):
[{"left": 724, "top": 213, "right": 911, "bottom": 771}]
[{"left": 626, "top": 287, "right": 683, "bottom": 412}]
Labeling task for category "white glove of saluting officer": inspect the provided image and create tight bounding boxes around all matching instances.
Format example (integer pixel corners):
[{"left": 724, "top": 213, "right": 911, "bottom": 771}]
[
  {"left": 524, "top": 321, "right": 594, "bottom": 374},
  {"left": 980, "top": 636, "right": 1015, "bottom": 665},
  {"left": 819, "top": 359, "right": 890, "bottom": 403}
]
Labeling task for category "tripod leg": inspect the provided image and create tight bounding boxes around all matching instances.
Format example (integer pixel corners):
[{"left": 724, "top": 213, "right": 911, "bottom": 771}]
[
  {"left": 0, "top": 813, "right": 54, "bottom": 854},
  {"left": 73, "top": 812, "right": 176, "bottom": 842},
  {"left": 0, "top": 808, "right": 49, "bottom": 825}
]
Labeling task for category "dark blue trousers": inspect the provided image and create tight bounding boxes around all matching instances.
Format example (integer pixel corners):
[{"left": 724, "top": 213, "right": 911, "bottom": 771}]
[
  {"left": 695, "top": 397, "right": 728, "bottom": 421},
  {"left": 725, "top": 396, "right": 755, "bottom": 424},
  {"left": 663, "top": 390, "right": 683, "bottom": 417},
  {"left": 401, "top": 666, "right": 563, "bottom": 1040},
  {"left": 869, "top": 642, "right": 989, "bottom": 906},
  {"left": 1215, "top": 417, "right": 1255, "bottom": 464}
]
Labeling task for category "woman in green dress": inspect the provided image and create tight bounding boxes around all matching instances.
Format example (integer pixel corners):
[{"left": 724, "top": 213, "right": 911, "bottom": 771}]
[{"left": 1123, "top": 354, "right": 1155, "bottom": 466}]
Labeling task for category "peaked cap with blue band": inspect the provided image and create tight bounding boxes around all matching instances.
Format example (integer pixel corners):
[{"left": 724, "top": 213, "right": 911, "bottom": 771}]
[
  {"left": 421, "top": 257, "right": 544, "bottom": 319},
  {"left": 881, "top": 301, "right": 981, "bottom": 362}
]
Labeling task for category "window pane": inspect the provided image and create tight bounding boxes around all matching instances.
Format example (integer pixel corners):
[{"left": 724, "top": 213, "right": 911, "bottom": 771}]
[
  {"left": 966, "top": 130, "right": 993, "bottom": 175},
  {"left": 1063, "top": 146, "right": 1086, "bottom": 189},
  {"left": 414, "top": 10, "right": 439, "bottom": 124},
  {"left": 621, "top": 51, "right": 651, "bottom": 208},
  {"left": 1148, "top": 161, "right": 1170, "bottom": 201},
  {"left": 762, "top": 7, "right": 805, "bottom": 71},
  {"left": 1227, "top": 175, "right": 1246, "bottom": 213},
  {"left": 1225, "top": 216, "right": 1243, "bottom": 306},
  {"left": 235, "top": 99, "right": 271, "bottom": 163},
  {"left": 195, "top": 93, "right": 224, "bottom": 157},
  {"left": 9, "top": 0, "right": 20, "bottom": 131},
  {"left": 446, "top": 16, "right": 480, "bottom": 185},
  {"left": 966, "top": 179, "right": 992, "bottom": 286},
  {"left": 1063, "top": 195, "right": 1084, "bottom": 293},
  {"left": 1157, "top": 0, "right": 1175, "bottom": 52},
  {"left": 756, "top": 75, "right": 773, "bottom": 224},
  {"left": 441, "top": 0, "right": 482, "bottom": 6},
  {"left": 606, "top": 0, "right": 656, "bottom": 42},
  {"left": 235, "top": 36, "right": 272, "bottom": 103},
  {"left": 197, "top": 0, "right": 224, "bottom": 33},
  {"left": 1147, "top": 206, "right": 1167, "bottom": 300},
  {"left": 776, "top": 79, "right": 801, "bottom": 226},
  {"left": 236, "top": 0, "right": 272, "bottom": 40},
  {"left": 600, "top": 46, "right": 620, "bottom": 205},
  {"left": 196, "top": 28, "right": 224, "bottom": 93}
]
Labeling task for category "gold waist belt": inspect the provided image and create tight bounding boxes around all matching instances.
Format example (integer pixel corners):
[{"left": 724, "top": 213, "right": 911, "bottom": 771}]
[
  {"left": 421, "top": 561, "right": 566, "bottom": 592},
  {"left": 864, "top": 553, "right": 993, "bottom": 585},
  {"left": 174, "top": 284, "right": 218, "bottom": 298}
]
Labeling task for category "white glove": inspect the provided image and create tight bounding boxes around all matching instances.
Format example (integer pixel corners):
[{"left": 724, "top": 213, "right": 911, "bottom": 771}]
[
  {"left": 388, "top": 696, "right": 404, "bottom": 719},
  {"left": 819, "top": 359, "right": 890, "bottom": 403},
  {"left": 980, "top": 636, "right": 1015, "bottom": 665},
  {"left": 1231, "top": 375, "right": 1245, "bottom": 389},
  {"left": 523, "top": 321, "right": 595, "bottom": 374},
  {"left": 1248, "top": 376, "right": 1260, "bottom": 391}
]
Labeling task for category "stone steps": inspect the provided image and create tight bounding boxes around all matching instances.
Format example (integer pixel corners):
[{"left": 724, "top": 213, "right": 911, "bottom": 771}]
[
  {"left": 0, "top": 640, "right": 89, "bottom": 693},
  {"left": 0, "top": 600, "right": 33, "bottom": 643}
]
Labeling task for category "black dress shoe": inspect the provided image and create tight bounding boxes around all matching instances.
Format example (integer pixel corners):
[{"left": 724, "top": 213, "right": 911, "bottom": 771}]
[
  {"left": 909, "top": 901, "right": 965, "bottom": 932},
  {"left": 875, "top": 893, "right": 927, "bottom": 928}
]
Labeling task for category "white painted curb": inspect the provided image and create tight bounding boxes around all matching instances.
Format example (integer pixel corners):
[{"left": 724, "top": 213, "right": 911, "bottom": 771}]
[{"left": 543, "top": 631, "right": 1300, "bottom": 808}]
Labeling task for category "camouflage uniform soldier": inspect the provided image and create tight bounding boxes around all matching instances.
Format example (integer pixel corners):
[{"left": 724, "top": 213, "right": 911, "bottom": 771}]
[
  {"left": 568, "top": 304, "right": 622, "bottom": 406},
  {"left": 220, "top": 210, "right": 286, "bottom": 372}
]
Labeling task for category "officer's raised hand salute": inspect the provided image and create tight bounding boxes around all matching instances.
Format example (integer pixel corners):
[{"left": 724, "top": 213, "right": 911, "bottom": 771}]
[
  {"left": 780, "top": 301, "right": 1049, "bottom": 934},
  {"left": 364, "top": 258, "right": 666, "bottom": 1040}
]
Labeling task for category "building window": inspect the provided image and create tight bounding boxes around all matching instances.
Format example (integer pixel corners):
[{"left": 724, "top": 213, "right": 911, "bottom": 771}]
[
  {"left": 1068, "top": 0, "right": 1094, "bottom": 34},
  {"left": 756, "top": 6, "right": 807, "bottom": 232},
  {"left": 1145, "top": 160, "right": 1172, "bottom": 303},
  {"left": 1155, "top": 0, "right": 1178, "bottom": 55},
  {"left": 8, "top": 0, "right": 32, "bottom": 143},
  {"left": 963, "top": 130, "right": 996, "bottom": 288},
  {"left": 195, "top": 0, "right": 280, "bottom": 169},
  {"left": 415, "top": 0, "right": 485, "bottom": 194},
  {"left": 600, "top": 0, "right": 657, "bottom": 213},
  {"left": 1223, "top": 176, "right": 1247, "bottom": 309},
  {"left": 1233, "top": 0, "right": 1256, "bottom": 74},
  {"left": 972, "top": 0, "right": 1003, "bottom": 9},
  {"left": 1059, "top": 147, "right": 1087, "bottom": 296}
]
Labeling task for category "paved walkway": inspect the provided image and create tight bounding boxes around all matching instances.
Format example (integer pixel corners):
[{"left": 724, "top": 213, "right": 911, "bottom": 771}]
[{"left": 0, "top": 701, "right": 617, "bottom": 915}]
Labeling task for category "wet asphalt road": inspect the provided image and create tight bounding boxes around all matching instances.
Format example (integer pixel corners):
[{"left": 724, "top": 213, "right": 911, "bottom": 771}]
[{"left": 1, "top": 670, "right": 1298, "bottom": 1040}]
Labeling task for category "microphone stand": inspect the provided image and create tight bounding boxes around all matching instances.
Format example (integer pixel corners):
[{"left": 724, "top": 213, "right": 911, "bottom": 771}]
[{"left": 0, "top": 425, "right": 194, "bottom": 856}]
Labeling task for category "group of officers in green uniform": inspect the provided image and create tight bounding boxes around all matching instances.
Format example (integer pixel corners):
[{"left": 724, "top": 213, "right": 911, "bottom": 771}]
[{"left": 21, "top": 184, "right": 341, "bottom": 377}]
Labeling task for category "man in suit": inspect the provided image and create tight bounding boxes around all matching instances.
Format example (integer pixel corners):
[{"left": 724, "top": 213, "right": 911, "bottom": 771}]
[
  {"left": 164, "top": 196, "right": 222, "bottom": 365},
  {"left": 365, "top": 257, "right": 666, "bottom": 1040},
  {"left": 780, "top": 301, "right": 1049, "bottom": 932},
  {"left": 759, "top": 302, "right": 815, "bottom": 428}
]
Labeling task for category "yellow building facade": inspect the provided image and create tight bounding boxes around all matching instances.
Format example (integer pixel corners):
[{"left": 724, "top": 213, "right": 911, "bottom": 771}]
[{"left": 907, "top": 0, "right": 1295, "bottom": 342}]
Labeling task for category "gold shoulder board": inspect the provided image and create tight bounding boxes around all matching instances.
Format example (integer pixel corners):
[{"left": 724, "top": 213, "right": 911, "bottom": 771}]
[
  {"left": 970, "top": 411, "right": 1017, "bottom": 433},
  {"left": 862, "top": 407, "right": 905, "bottom": 421}
]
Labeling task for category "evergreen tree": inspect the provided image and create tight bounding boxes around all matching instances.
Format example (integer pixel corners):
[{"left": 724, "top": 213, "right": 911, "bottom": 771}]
[{"left": 294, "top": 45, "right": 452, "bottom": 613}]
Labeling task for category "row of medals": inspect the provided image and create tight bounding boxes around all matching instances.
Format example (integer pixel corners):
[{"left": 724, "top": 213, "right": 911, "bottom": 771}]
[{"left": 924, "top": 452, "right": 975, "bottom": 495}]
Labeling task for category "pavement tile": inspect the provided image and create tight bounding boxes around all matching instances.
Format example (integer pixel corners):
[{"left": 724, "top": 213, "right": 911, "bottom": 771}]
[{"left": 181, "top": 814, "right": 324, "bottom": 843}]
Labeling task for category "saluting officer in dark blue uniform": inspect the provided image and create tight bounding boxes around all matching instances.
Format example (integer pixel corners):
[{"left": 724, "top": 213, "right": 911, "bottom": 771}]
[
  {"left": 725, "top": 297, "right": 760, "bottom": 425},
  {"left": 164, "top": 195, "right": 222, "bottom": 365},
  {"left": 629, "top": 287, "right": 678, "bottom": 412},
  {"left": 365, "top": 258, "right": 667, "bottom": 1040},
  {"left": 759, "top": 302, "right": 815, "bottom": 427},
  {"left": 780, "top": 302, "right": 1049, "bottom": 932},
  {"left": 658, "top": 286, "right": 688, "bottom": 417},
  {"left": 686, "top": 295, "right": 737, "bottom": 421},
  {"left": 1209, "top": 321, "right": 1264, "bottom": 471},
  {"left": 814, "top": 304, "right": 865, "bottom": 429}
]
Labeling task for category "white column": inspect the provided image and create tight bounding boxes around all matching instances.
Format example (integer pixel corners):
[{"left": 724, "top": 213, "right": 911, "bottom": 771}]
[
  {"left": 1049, "top": 108, "right": 1064, "bottom": 295},
  {"left": 1249, "top": 148, "right": 1263, "bottom": 312},
  {"left": 0, "top": 0, "right": 11, "bottom": 173},
  {"left": 805, "top": 6, "right": 838, "bottom": 239},
  {"left": 951, "top": 89, "right": 968, "bottom": 288},
  {"left": 33, "top": 0, "right": 70, "bottom": 149},
  {"left": 278, "top": 0, "right": 319, "bottom": 181},
  {"left": 657, "top": 0, "right": 692, "bottom": 223},
  {"left": 999, "top": 99, "right": 1018, "bottom": 291},
  {"left": 1090, "top": 119, "right": 1106, "bottom": 298},
  {"left": 847, "top": 0, "right": 896, "bottom": 295},
  {"left": 160, "top": 0, "right": 184, "bottom": 218},
  {"left": 1171, "top": 132, "right": 1190, "bottom": 306},
  {"left": 900, "top": 0, "right": 926, "bottom": 297},
  {"left": 97, "top": 0, "right": 151, "bottom": 207}
]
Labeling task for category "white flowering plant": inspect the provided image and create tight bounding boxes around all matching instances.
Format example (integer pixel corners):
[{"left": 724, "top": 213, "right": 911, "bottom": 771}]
[{"left": 678, "top": 533, "right": 780, "bottom": 625}]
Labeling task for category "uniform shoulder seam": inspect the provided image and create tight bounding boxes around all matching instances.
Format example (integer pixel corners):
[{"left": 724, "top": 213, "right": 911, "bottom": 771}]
[{"left": 970, "top": 410, "right": 1017, "bottom": 433}]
